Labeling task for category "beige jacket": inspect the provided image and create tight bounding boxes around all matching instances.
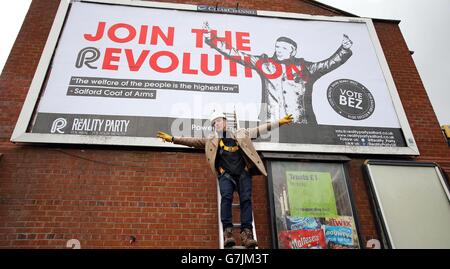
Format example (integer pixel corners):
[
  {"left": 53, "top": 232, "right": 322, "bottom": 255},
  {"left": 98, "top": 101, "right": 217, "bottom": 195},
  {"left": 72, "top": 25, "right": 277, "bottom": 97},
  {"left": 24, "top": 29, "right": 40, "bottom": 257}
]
[{"left": 173, "top": 121, "right": 280, "bottom": 177}]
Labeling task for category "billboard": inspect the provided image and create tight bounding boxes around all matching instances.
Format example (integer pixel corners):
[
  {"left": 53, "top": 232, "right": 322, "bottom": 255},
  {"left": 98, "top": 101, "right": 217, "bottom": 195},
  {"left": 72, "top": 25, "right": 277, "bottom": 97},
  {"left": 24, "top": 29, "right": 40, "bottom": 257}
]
[{"left": 11, "top": 0, "right": 419, "bottom": 155}]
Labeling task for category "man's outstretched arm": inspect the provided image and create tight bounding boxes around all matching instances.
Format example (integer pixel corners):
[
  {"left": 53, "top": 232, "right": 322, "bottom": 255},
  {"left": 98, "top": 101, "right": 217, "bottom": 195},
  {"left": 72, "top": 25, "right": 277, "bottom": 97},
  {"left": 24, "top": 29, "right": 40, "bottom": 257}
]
[
  {"left": 247, "top": 114, "right": 294, "bottom": 139},
  {"left": 203, "top": 22, "right": 260, "bottom": 69},
  {"left": 306, "top": 34, "right": 353, "bottom": 77},
  {"left": 157, "top": 131, "right": 206, "bottom": 149}
]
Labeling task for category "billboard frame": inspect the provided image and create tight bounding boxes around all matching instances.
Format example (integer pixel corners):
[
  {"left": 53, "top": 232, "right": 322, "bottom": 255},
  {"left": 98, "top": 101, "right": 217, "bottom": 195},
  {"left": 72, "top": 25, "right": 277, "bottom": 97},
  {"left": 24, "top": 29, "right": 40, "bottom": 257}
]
[{"left": 11, "top": 0, "right": 419, "bottom": 155}]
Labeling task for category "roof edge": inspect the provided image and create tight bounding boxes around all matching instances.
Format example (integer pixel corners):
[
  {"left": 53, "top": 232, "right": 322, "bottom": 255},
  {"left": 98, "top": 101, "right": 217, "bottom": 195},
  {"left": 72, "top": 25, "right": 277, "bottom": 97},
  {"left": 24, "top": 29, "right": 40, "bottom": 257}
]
[
  {"left": 372, "top": 18, "right": 401, "bottom": 24},
  {"left": 303, "top": 0, "right": 358, "bottom": 17},
  {"left": 306, "top": 0, "right": 401, "bottom": 24}
]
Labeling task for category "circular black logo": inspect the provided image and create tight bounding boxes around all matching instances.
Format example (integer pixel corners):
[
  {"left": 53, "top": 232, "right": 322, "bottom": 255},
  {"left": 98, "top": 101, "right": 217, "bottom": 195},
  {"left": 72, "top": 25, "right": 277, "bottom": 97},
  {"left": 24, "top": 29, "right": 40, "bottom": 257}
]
[{"left": 327, "top": 79, "right": 375, "bottom": 120}]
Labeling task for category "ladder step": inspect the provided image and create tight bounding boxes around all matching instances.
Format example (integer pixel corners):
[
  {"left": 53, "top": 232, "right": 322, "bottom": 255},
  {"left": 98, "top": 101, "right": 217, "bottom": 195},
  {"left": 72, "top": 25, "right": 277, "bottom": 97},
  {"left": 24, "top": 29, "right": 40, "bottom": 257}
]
[
  {"left": 232, "top": 203, "right": 240, "bottom": 208},
  {"left": 232, "top": 223, "right": 241, "bottom": 228},
  {"left": 226, "top": 246, "right": 246, "bottom": 249}
]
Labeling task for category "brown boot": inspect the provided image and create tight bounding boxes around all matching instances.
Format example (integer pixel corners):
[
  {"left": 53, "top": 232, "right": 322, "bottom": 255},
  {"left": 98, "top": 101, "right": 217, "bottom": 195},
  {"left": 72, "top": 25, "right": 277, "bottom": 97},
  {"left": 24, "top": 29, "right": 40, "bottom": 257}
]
[
  {"left": 240, "top": 228, "right": 258, "bottom": 248},
  {"left": 223, "top": 227, "right": 236, "bottom": 248}
]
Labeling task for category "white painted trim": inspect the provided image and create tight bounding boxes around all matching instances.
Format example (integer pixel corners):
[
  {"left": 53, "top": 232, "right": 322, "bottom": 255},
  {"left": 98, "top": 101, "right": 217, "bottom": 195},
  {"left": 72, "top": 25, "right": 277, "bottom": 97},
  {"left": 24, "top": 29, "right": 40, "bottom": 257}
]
[
  {"left": 12, "top": 132, "right": 418, "bottom": 155},
  {"left": 254, "top": 142, "right": 418, "bottom": 155}
]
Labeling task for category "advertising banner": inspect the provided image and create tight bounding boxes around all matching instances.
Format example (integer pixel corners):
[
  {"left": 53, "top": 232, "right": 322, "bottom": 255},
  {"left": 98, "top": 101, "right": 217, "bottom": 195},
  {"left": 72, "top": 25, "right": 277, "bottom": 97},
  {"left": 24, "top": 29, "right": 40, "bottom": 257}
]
[{"left": 12, "top": 0, "right": 418, "bottom": 154}]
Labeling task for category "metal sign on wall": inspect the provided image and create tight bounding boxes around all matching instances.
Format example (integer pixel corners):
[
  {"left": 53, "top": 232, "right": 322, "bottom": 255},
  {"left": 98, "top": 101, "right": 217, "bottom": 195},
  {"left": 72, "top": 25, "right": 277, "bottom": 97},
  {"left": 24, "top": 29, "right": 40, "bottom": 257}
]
[{"left": 11, "top": 0, "right": 419, "bottom": 155}]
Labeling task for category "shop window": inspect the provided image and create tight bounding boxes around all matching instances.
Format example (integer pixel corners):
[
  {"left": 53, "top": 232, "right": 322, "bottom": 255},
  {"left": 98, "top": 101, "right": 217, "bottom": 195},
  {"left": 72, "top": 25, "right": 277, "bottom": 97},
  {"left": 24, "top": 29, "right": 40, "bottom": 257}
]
[
  {"left": 364, "top": 160, "right": 450, "bottom": 248},
  {"left": 266, "top": 158, "right": 361, "bottom": 249}
]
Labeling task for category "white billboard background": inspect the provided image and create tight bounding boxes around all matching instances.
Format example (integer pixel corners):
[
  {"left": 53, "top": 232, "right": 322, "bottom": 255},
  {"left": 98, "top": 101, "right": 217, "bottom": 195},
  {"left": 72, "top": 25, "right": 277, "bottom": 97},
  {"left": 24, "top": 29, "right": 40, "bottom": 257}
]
[{"left": 36, "top": 2, "right": 401, "bottom": 128}]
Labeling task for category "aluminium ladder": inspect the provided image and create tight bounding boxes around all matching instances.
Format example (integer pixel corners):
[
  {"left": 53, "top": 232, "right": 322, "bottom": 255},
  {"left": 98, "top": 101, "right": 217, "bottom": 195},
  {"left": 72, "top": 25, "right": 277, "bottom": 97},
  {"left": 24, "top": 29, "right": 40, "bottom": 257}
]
[{"left": 217, "top": 110, "right": 258, "bottom": 249}]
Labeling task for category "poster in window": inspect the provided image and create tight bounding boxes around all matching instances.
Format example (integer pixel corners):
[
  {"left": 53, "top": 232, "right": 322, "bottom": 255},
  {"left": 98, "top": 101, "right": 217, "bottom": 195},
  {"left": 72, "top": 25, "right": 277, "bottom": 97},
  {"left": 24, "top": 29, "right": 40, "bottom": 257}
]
[
  {"left": 286, "top": 171, "right": 338, "bottom": 218},
  {"left": 270, "top": 161, "right": 361, "bottom": 249}
]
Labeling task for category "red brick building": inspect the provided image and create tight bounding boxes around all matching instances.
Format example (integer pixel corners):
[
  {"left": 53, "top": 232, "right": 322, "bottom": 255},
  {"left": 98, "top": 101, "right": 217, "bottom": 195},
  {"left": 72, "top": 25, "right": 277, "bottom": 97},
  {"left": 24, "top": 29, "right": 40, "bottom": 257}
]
[{"left": 0, "top": 0, "right": 449, "bottom": 249}]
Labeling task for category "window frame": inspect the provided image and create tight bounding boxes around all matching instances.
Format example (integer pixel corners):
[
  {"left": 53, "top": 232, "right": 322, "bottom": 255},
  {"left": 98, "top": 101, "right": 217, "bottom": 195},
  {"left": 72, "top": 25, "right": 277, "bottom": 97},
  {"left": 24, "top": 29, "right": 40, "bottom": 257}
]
[
  {"left": 262, "top": 152, "right": 363, "bottom": 249},
  {"left": 363, "top": 160, "right": 450, "bottom": 249}
]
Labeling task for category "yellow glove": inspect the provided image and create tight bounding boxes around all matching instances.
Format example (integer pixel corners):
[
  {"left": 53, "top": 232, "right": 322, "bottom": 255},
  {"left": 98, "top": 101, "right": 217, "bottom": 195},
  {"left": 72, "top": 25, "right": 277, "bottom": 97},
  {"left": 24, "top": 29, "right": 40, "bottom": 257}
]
[
  {"left": 279, "top": 114, "right": 294, "bottom": 126},
  {"left": 157, "top": 131, "right": 173, "bottom": 142}
]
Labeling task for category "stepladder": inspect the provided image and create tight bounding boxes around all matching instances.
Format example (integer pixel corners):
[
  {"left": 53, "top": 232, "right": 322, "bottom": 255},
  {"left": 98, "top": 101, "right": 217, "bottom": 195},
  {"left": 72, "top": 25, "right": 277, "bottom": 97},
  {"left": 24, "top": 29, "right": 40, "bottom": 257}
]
[
  {"left": 216, "top": 183, "right": 258, "bottom": 249},
  {"left": 216, "top": 110, "right": 258, "bottom": 249}
]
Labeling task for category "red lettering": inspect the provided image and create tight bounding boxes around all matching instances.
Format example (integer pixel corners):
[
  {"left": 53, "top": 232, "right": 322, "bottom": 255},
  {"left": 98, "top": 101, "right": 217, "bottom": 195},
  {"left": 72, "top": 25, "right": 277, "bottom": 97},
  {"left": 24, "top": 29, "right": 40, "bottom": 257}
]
[
  {"left": 201, "top": 54, "right": 222, "bottom": 76},
  {"left": 286, "top": 64, "right": 304, "bottom": 80},
  {"left": 225, "top": 56, "right": 240, "bottom": 77},
  {"left": 100, "top": 48, "right": 257, "bottom": 78},
  {"left": 149, "top": 51, "right": 179, "bottom": 73},
  {"left": 329, "top": 219, "right": 351, "bottom": 227},
  {"left": 139, "top": 25, "right": 148, "bottom": 45},
  {"left": 102, "top": 48, "right": 122, "bottom": 70},
  {"left": 191, "top": 29, "right": 252, "bottom": 51},
  {"left": 256, "top": 59, "right": 282, "bottom": 79},
  {"left": 125, "top": 49, "right": 150, "bottom": 71},
  {"left": 236, "top": 32, "right": 251, "bottom": 51},
  {"left": 244, "top": 57, "right": 253, "bottom": 78},
  {"left": 86, "top": 23, "right": 176, "bottom": 46},
  {"left": 108, "top": 23, "right": 136, "bottom": 43},
  {"left": 150, "top": 26, "right": 175, "bottom": 46},
  {"left": 182, "top": 53, "right": 198, "bottom": 75},
  {"left": 299, "top": 62, "right": 309, "bottom": 82},
  {"left": 84, "top": 21, "right": 106, "bottom": 41},
  {"left": 211, "top": 30, "right": 232, "bottom": 50},
  {"left": 191, "top": 29, "right": 209, "bottom": 48}
]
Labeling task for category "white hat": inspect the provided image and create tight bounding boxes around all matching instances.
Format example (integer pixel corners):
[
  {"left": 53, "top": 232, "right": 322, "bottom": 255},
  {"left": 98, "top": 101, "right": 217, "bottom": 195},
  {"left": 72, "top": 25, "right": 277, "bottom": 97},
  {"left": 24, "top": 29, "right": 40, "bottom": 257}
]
[{"left": 209, "top": 110, "right": 226, "bottom": 126}]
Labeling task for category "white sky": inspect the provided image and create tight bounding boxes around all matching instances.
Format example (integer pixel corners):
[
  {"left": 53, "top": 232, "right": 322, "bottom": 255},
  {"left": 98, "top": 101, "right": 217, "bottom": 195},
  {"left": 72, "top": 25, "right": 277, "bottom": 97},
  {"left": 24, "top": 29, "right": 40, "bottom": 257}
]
[
  {"left": 1, "top": 0, "right": 448, "bottom": 125},
  {"left": 316, "top": 0, "right": 450, "bottom": 125},
  {"left": 0, "top": 0, "right": 31, "bottom": 75}
]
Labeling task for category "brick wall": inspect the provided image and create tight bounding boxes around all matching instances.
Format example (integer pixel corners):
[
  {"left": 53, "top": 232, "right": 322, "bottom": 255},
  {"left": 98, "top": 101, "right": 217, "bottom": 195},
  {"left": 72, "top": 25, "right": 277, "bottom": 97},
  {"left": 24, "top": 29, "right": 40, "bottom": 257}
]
[{"left": 0, "top": 0, "right": 448, "bottom": 248}]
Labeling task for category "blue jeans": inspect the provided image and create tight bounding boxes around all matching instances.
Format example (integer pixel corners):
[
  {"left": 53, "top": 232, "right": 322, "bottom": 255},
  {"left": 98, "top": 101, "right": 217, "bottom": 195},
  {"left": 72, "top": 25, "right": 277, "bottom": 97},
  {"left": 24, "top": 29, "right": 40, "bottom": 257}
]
[{"left": 218, "top": 171, "right": 253, "bottom": 231}]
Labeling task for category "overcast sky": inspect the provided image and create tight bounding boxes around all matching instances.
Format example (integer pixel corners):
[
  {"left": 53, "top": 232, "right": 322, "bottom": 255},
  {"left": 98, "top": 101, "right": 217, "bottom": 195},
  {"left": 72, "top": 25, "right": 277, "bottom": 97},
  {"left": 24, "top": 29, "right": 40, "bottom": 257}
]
[
  {"left": 0, "top": 1, "right": 31, "bottom": 75},
  {"left": 0, "top": 0, "right": 448, "bottom": 125},
  {"left": 316, "top": 0, "right": 450, "bottom": 125}
]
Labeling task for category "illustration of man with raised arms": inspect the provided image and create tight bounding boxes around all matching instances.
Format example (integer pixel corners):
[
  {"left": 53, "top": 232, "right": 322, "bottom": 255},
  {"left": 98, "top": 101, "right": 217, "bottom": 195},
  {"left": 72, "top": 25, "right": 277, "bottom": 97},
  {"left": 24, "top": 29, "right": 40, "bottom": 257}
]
[{"left": 202, "top": 22, "right": 353, "bottom": 125}]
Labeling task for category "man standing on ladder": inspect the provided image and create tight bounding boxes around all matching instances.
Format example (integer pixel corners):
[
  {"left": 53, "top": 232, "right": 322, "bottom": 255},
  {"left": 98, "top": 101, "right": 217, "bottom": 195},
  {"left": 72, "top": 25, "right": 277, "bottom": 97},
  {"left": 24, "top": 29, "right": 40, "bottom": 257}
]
[{"left": 157, "top": 112, "right": 293, "bottom": 248}]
